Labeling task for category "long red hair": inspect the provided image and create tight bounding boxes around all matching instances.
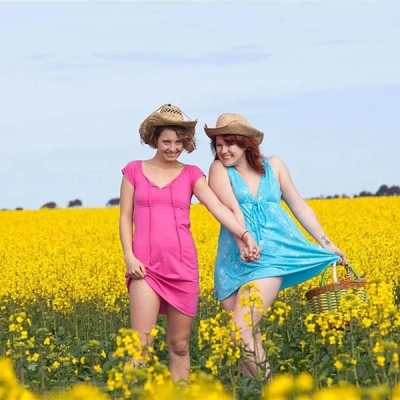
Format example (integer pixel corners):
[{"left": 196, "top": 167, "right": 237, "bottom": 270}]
[{"left": 210, "top": 134, "right": 265, "bottom": 175}]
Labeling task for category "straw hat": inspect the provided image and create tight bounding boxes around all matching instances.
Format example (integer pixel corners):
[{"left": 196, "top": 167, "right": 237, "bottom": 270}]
[
  {"left": 139, "top": 104, "right": 198, "bottom": 143},
  {"left": 204, "top": 113, "right": 264, "bottom": 144}
]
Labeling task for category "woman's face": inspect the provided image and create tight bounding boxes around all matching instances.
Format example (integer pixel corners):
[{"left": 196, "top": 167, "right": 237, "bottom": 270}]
[
  {"left": 156, "top": 128, "right": 184, "bottom": 162},
  {"left": 215, "top": 136, "right": 246, "bottom": 167}
]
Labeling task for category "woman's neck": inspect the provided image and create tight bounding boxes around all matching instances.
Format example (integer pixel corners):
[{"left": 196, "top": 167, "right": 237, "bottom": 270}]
[
  {"left": 233, "top": 159, "right": 252, "bottom": 174},
  {"left": 145, "top": 157, "right": 183, "bottom": 170}
]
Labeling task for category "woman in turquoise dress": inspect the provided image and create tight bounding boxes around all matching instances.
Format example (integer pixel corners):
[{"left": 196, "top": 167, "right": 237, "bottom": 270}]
[{"left": 204, "top": 113, "right": 347, "bottom": 380}]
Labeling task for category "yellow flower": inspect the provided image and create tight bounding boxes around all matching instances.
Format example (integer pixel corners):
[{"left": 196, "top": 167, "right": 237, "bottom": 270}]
[
  {"left": 28, "top": 353, "right": 39, "bottom": 362},
  {"left": 150, "top": 326, "right": 159, "bottom": 337},
  {"left": 376, "top": 355, "right": 385, "bottom": 367},
  {"left": 295, "top": 372, "right": 314, "bottom": 392},
  {"left": 263, "top": 374, "right": 295, "bottom": 397},
  {"left": 334, "top": 360, "right": 343, "bottom": 370},
  {"left": 93, "top": 364, "right": 102, "bottom": 373},
  {"left": 362, "top": 317, "right": 373, "bottom": 328},
  {"left": 306, "top": 323, "right": 316, "bottom": 333}
]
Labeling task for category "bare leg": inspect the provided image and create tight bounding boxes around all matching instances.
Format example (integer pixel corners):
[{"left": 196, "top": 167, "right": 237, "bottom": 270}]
[
  {"left": 222, "top": 277, "right": 282, "bottom": 380},
  {"left": 129, "top": 279, "right": 160, "bottom": 362},
  {"left": 238, "top": 336, "right": 272, "bottom": 379},
  {"left": 166, "top": 305, "right": 193, "bottom": 381}
]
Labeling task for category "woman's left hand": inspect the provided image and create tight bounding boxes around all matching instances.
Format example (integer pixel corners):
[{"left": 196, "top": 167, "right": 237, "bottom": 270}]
[
  {"left": 241, "top": 232, "right": 260, "bottom": 261},
  {"left": 240, "top": 246, "right": 256, "bottom": 262},
  {"left": 335, "top": 248, "right": 347, "bottom": 265},
  {"left": 323, "top": 243, "right": 347, "bottom": 265}
]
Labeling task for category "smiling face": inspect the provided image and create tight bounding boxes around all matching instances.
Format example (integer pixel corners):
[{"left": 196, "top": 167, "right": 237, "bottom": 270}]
[
  {"left": 215, "top": 135, "right": 246, "bottom": 167},
  {"left": 156, "top": 128, "right": 184, "bottom": 162}
]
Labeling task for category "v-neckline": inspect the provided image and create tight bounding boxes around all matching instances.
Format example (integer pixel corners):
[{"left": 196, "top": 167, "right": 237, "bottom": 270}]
[
  {"left": 233, "top": 168, "right": 261, "bottom": 201},
  {"left": 141, "top": 161, "right": 186, "bottom": 189}
]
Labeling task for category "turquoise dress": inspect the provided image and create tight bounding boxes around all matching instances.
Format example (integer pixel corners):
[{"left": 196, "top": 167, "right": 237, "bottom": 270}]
[{"left": 214, "top": 158, "right": 340, "bottom": 301}]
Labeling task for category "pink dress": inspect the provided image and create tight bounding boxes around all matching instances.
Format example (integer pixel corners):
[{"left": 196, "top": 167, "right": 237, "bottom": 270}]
[{"left": 122, "top": 160, "right": 205, "bottom": 317}]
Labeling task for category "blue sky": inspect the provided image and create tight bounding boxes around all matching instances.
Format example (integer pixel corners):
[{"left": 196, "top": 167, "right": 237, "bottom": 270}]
[{"left": 1, "top": 1, "right": 399, "bottom": 210}]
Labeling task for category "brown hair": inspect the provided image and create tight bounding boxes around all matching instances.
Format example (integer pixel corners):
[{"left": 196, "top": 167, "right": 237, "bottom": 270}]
[
  {"left": 146, "top": 125, "right": 196, "bottom": 153},
  {"left": 210, "top": 134, "right": 265, "bottom": 175}
]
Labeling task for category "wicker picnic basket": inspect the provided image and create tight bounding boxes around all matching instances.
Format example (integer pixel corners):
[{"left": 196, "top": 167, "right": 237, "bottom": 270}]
[{"left": 305, "top": 263, "right": 367, "bottom": 313}]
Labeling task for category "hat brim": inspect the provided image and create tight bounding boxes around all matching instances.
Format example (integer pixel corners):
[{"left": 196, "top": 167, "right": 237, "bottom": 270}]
[
  {"left": 204, "top": 121, "right": 264, "bottom": 145},
  {"left": 140, "top": 114, "right": 198, "bottom": 141}
]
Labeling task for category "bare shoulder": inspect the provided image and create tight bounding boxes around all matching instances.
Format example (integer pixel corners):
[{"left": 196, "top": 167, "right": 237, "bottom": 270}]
[
  {"left": 267, "top": 155, "right": 287, "bottom": 172},
  {"left": 210, "top": 159, "right": 224, "bottom": 169},
  {"left": 266, "top": 156, "right": 292, "bottom": 186},
  {"left": 209, "top": 159, "right": 227, "bottom": 175}
]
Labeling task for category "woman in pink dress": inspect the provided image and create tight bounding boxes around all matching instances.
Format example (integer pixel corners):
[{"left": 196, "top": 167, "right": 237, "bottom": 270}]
[{"left": 119, "top": 104, "right": 260, "bottom": 381}]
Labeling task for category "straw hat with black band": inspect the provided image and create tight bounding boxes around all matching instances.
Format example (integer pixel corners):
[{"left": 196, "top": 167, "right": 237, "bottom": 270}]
[
  {"left": 203, "top": 113, "right": 264, "bottom": 145},
  {"left": 139, "top": 104, "right": 198, "bottom": 145}
]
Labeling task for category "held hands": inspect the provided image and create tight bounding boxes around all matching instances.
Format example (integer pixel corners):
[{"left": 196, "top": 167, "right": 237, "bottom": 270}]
[
  {"left": 240, "top": 231, "right": 260, "bottom": 262},
  {"left": 125, "top": 255, "right": 146, "bottom": 280}
]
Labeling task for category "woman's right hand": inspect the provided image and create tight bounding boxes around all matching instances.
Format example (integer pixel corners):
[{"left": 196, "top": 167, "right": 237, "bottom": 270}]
[{"left": 125, "top": 255, "right": 146, "bottom": 279}]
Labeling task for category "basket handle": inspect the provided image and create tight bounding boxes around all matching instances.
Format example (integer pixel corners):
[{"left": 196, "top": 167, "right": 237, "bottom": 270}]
[{"left": 319, "top": 263, "right": 361, "bottom": 286}]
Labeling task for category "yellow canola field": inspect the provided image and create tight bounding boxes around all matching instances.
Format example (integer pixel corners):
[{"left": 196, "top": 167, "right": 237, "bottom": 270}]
[{"left": 0, "top": 197, "right": 399, "bottom": 313}]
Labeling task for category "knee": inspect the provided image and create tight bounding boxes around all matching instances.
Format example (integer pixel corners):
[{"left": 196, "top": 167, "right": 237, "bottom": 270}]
[{"left": 168, "top": 337, "right": 190, "bottom": 357}]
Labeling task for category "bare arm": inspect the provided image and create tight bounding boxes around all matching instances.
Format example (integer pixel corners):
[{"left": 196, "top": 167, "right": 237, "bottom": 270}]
[
  {"left": 208, "top": 160, "right": 247, "bottom": 249},
  {"left": 194, "top": 175, "right": 259, "bottom": 260},
  {"left": 119, "top": 176, "right": 146, "bottom": 278},
  {"left": 270, "top": 156, "right": 347, "bottom": 264}
]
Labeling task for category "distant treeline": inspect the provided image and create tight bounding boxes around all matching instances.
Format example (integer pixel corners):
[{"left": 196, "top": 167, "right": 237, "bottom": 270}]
[
  {"left": 2, "top": 185, "right": 400, "bottom": 211},
  {"left": 310, "top": 184, "right": 400, "bottom": 200}
]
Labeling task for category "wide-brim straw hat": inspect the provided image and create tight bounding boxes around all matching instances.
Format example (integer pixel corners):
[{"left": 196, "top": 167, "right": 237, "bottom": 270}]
[
  {"left": 139, "top": 104, "right": 198, "bottom": 142},
  {"left": 204, "top": 113, "right": 264, "bottom": 145}
]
